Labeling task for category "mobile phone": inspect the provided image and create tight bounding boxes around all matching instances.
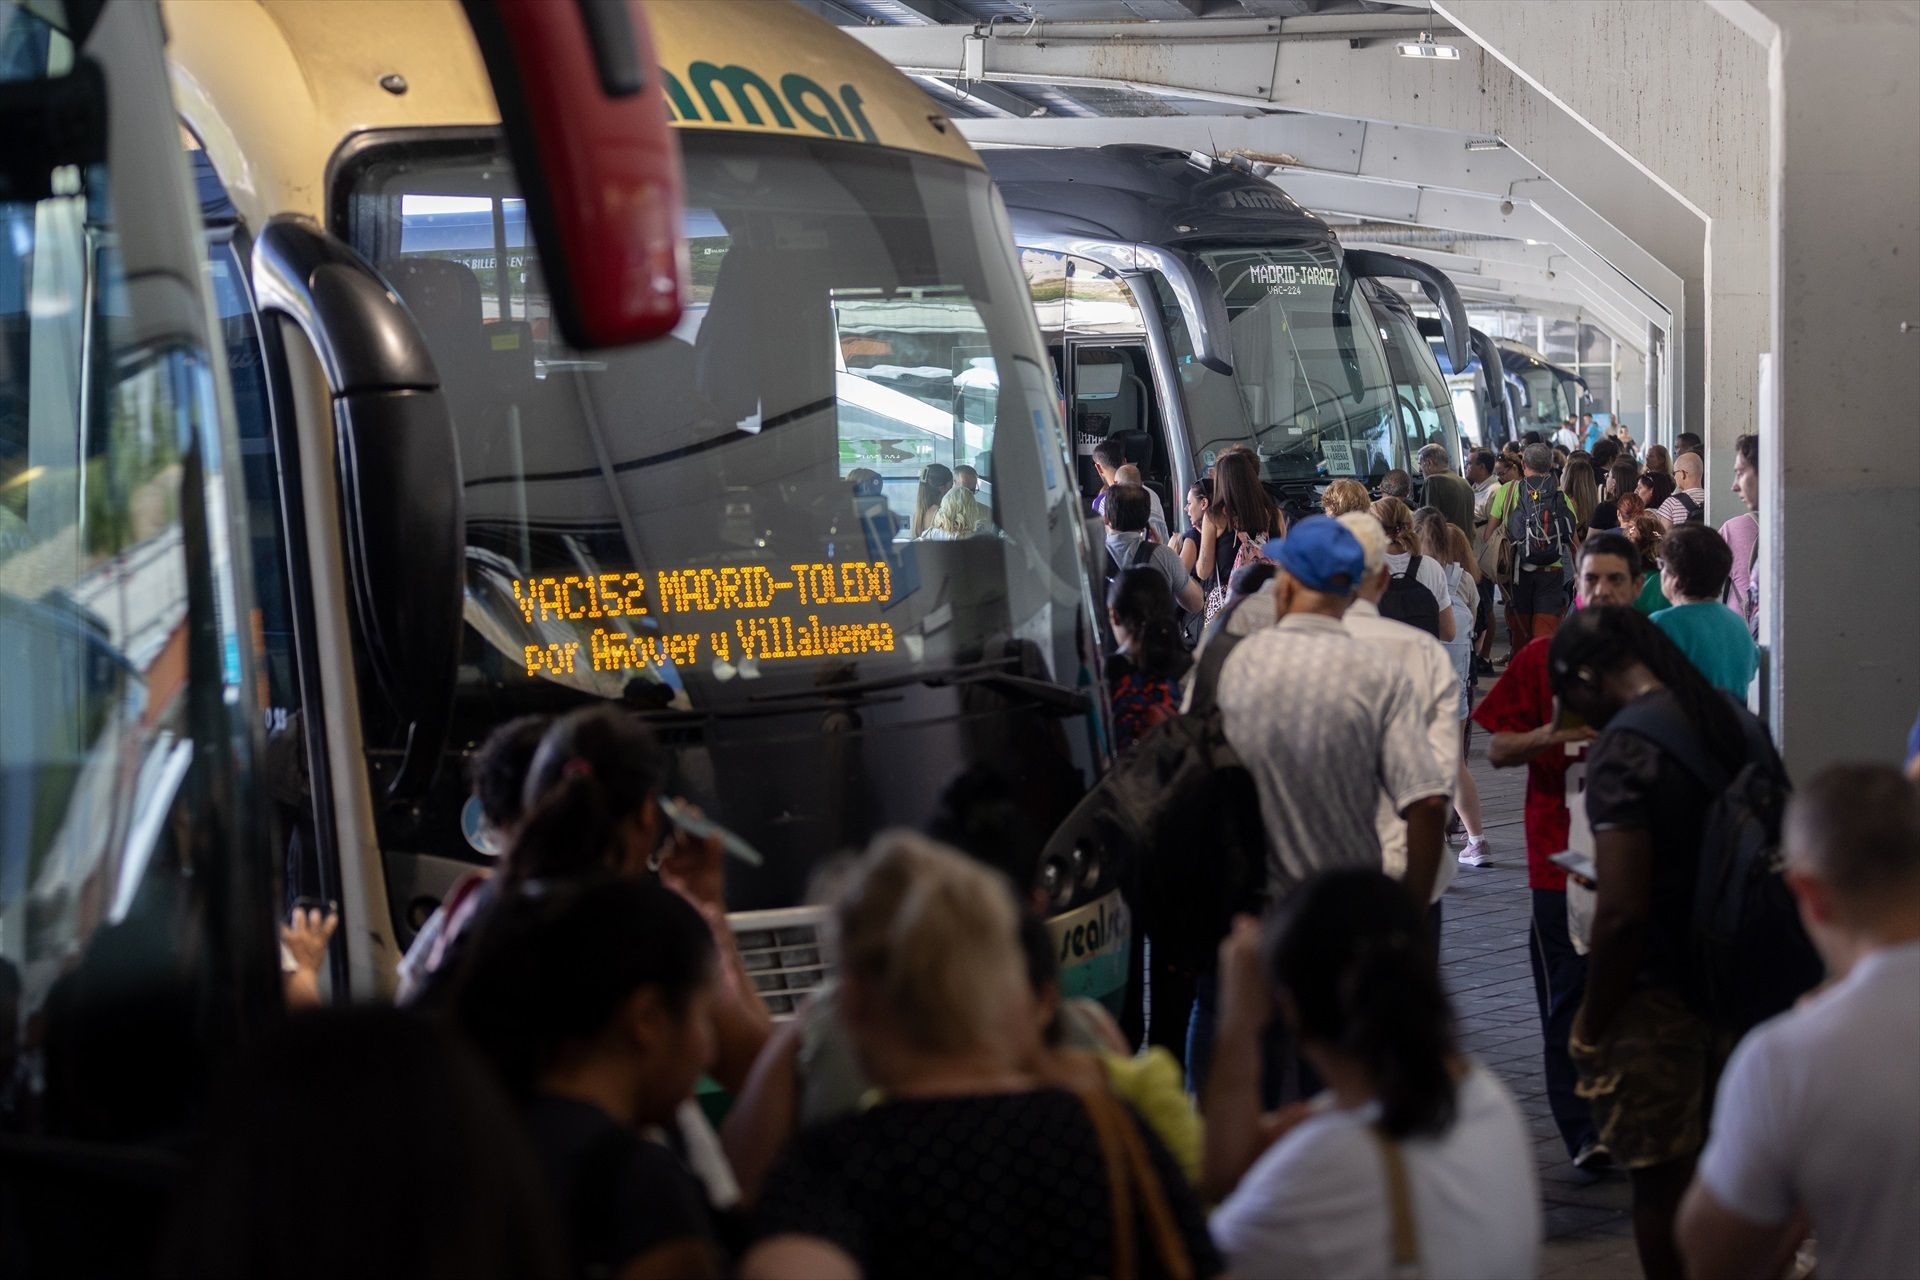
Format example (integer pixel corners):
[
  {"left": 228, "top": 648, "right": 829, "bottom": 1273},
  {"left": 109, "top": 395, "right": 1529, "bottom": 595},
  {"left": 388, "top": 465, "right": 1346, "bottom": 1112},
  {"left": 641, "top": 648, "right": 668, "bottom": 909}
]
[
  {"left": 658, "top": 796, "right": 764, "bottom": 868},
  {"left": 1548, "top": 850, "right": 1597, "bottom": 885}
]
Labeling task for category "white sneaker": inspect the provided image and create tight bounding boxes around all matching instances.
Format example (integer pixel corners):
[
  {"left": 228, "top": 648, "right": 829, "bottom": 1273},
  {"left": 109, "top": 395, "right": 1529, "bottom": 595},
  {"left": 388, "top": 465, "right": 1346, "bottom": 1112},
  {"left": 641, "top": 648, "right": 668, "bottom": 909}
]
[{"left": 1457, "top": 838, "right": 1491, "bottom": 867}]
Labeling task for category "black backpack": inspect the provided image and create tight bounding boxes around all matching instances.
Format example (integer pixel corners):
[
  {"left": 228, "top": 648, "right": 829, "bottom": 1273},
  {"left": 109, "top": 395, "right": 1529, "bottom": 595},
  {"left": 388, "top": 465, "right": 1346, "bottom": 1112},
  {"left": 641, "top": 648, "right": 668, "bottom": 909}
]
[
  {"left": 1104, "top": 534, "right": 1156, "bottom": 587},
  {"left": 1672, "top": 489, "right": 1703, "bottom": 524},
  {"left": 1609, "top": 700, "right": 1822, "bottom": 1033},
  {"left": 1508, "top": 478, "right": 1577, "bottom": 567},
  {"left": 1378, "top": 554, "right": 1441, "bottom": 637},
  {"left": 1042, "top": 623, "right": 1267, "bottom": 973}
]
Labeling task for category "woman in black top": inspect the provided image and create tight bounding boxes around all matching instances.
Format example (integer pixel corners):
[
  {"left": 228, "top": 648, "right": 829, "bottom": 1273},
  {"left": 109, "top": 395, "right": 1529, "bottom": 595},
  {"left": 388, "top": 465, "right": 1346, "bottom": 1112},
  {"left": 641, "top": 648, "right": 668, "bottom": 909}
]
[
  {"left": 744, "top": 835, "right": 1221, "bottom": 1280},
  {"left": 1196, "top": 449, "right": 1284, "bottom": 595},
  {"left": 456, "top": 874, "right": 725, "bottom": 1280}
]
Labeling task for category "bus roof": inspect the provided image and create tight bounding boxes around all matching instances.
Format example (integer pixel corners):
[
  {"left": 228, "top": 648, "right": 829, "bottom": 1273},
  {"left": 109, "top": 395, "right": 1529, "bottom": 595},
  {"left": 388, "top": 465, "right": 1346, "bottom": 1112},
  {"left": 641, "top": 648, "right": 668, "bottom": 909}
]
[
  {"left": 985, "top": 144, "right": 1331, "bottom": 250},
  {"left": 166, "top": 0, "right": 978, "bottom": 230}
]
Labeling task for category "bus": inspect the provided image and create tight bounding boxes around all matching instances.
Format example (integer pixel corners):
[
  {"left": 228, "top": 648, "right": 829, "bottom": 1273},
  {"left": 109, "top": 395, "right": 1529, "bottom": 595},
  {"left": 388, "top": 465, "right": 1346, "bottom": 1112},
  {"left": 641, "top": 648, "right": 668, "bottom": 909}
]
[
  {"left": 1, "top": 0, "right": 703, "bottom": 1268},
  {"left": 166, "top": 0, "right": 1122, "bottom": 1009},
  {"left": 1358, "top": 277, "right": 1466, "bottom": 475},
  {"left": 1422, "top": 318, "right": 1516, "bottom": 451},
  {"left": 981, "top": 145, "right": 1472, "bottom": 524},
  {"left": 1498, "top": 338, "right": 1590, "bottom": 437}
]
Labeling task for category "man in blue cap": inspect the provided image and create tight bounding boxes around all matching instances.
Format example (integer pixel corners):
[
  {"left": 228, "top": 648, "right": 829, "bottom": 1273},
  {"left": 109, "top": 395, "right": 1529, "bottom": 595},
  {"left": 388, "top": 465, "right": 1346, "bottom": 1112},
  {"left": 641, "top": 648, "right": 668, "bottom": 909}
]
[{"left": 1214, "top": 516, "right": 1454, "bottom": 912}]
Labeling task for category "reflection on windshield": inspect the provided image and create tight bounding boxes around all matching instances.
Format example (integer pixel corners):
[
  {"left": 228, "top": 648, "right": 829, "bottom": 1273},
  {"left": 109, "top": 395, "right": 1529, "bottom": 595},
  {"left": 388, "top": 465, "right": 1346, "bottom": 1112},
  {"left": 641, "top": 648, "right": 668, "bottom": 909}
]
[
  {"left": 347, "top": 133, "right": 1079, "bottom": 711},
  {"left": 1160, "top": 245, "right": 1399, "bottom": 485}
]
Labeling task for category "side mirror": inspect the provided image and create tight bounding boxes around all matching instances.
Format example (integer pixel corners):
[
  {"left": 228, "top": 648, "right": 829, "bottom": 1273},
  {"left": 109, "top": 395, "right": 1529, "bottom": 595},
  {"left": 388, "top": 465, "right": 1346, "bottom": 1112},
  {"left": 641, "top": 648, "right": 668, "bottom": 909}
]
[
  {"left": 253, "top": 218, "right": 463, "bottom": 800},
  {"left": 1469, "top": 329, "right": 1511, "bottom": 440},
  {"left": 1344, "top": 249, "right": 1472, "bottom": 374},
  {"left": 459, "top": 0, "right": 684, "bottom": 349}
]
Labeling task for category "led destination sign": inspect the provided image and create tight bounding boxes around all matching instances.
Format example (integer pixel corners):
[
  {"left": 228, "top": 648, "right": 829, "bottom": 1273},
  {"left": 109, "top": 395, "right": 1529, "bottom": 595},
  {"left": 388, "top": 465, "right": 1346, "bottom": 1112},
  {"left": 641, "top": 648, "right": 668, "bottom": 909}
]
[{"left": 511, "top": 561, "right": 897, "bottom": 678}]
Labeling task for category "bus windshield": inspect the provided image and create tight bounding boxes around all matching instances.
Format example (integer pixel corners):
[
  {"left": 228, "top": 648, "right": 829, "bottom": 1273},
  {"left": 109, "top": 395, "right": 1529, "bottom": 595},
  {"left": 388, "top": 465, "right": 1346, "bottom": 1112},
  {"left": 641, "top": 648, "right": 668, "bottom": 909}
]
[
  {"left": 1373, "top": 297, "right": 1461, "bottom": 460},
  {"left": 1167, "top": 244, "right": 1399, "bottom": 485},
  {"left": 343, "top": 132, "right": 1080, "bottom": 713},
  {"left": 1515, "top": 365, "right": 1573, "bottom": 430}
]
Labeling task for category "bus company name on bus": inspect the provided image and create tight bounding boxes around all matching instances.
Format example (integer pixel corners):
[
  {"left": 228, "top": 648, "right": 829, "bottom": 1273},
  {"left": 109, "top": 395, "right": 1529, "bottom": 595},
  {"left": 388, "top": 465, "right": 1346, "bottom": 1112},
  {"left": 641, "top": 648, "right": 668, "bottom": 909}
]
[{"left": 661, "top": 62, "right": 880, "bottom": 146}]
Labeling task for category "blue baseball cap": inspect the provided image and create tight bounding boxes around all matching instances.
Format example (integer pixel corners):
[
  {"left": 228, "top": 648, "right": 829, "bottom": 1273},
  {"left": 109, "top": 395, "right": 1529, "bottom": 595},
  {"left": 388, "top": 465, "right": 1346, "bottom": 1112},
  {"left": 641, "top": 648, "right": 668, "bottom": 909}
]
[{"left": 1264, "top": 516, "right": 1365, "bottom": 595}]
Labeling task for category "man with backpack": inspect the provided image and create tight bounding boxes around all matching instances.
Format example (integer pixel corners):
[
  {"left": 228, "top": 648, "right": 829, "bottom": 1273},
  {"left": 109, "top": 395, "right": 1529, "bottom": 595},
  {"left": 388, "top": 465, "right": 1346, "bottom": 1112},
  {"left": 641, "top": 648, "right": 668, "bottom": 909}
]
[
  {"left": 1679, "top": 765, "right": 1920, "bottom": 1280},
  {"left": 1104, "top": 482, "right": 1202, "bottom": 616},
  {"left": 1546, "top": 606, "right": 1812, "bottom": 1280},
  {"left": 1658, "top": 452, "right": 1709, "bottom": 526},
  {"left": 1492, "top": 442, "right": 1578, "bottom": 646},
  {"left": 1336, "top": 513, "right": 1461, "bottom": 942}
]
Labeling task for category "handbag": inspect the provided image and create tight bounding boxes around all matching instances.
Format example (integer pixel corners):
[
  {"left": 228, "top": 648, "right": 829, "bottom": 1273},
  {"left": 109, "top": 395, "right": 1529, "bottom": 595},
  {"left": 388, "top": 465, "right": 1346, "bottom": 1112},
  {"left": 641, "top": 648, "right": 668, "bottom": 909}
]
[
  {"left": 1203, "top": 531, "right": 1274, "bottom": 624},
  {"left": 1077, "top": 1086, "right": 1194, "bottom": 1280},
  {"left": 1477, "top": 487, "right": 1517, "bottom": 585},
  {"left": 1369, "top": 1128, "right": 1424, "bottom": 1280}
]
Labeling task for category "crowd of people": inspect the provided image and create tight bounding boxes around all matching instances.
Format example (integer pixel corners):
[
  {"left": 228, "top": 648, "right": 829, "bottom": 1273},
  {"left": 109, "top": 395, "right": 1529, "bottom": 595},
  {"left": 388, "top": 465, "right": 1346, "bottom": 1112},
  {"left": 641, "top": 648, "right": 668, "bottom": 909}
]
[{"left": 148, "top": 419, "right": 1918, "bottom": 1280}]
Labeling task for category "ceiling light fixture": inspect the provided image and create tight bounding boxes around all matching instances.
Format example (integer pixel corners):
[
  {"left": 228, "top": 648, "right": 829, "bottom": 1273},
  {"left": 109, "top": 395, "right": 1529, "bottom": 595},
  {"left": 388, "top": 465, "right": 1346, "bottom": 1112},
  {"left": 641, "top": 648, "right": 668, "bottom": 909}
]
[
  {"left": 1397, "top": 32, "right": 1461, "bottom": 59},
  {"left": 1399, "top": 0, "right": 1461, "bottom": 61},
  {"left": 1465, "top": 138, "right": 1506, "bottom": 152}
]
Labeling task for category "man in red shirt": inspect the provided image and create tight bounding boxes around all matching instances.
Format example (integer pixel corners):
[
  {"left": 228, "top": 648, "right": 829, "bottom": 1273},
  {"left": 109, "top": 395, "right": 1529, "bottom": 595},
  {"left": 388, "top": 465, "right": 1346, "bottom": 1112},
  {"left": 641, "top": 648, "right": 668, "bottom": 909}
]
[{"left": 1474, "top": 530, "right": 1645, "bottom": 1169}]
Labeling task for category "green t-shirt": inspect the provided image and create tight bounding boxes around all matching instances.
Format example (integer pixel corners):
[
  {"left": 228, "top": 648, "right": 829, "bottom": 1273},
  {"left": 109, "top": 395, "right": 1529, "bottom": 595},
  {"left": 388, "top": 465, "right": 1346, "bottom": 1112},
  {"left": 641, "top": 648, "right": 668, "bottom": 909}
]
[
  {"left": 1633, "top": 574, "right": 1670, "bottom": 615},
  {"left": 1652, "top": 601, "right": 1759, "bottom": 697}
]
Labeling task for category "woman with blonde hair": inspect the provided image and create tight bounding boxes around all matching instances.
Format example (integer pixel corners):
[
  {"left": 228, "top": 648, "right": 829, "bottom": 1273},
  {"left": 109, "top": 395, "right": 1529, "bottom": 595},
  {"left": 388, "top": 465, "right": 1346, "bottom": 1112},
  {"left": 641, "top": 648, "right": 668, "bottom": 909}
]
[
  {"left": 1320, "top": 477, "right": 1372, "bottom": 518},
  {"left": 1415, "top": 508, "right": 1489, "bottom": 866},
  {"left": 919, "top": 484, "right": 992, "bottom": 540},
  {"left": 1372, "top": 496, "right": 1455, "bottom": 643},
  {"left": 1643, "top": 443, "right": 1672, "bottom": 476},
  {"left": 744, "top": 834, "right": 1220, "bottom": 1280}
]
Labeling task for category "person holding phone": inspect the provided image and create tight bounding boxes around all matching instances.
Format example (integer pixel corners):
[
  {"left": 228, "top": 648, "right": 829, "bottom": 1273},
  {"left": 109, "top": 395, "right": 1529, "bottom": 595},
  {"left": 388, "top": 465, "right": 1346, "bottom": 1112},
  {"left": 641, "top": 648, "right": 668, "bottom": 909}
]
[{"left": 1471, "top": 531, "right": 1646, "bottom": 1171}]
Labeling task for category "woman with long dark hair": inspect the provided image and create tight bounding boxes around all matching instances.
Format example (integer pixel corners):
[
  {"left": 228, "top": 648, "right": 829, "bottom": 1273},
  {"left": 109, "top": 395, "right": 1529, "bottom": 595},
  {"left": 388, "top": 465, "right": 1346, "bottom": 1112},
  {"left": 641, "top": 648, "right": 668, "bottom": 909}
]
[
  {"left": 910, "top": 463, "right": 953, "bottom": 539},
  {"left": 1196, "top": 450, "right": 1284, "bottom": 620},
  {"left": 1546, "top": 606, "right": 1775, "bottom": 1280},
  {"left": 1106, "top": 566, "right": 1190, "bottom": 753},
  {"left": 1207, "top": 871, "right": 1539, "bottom": 1278},
  {"left": 488, "top": 708, "right": 771, "bottom": 1096}
]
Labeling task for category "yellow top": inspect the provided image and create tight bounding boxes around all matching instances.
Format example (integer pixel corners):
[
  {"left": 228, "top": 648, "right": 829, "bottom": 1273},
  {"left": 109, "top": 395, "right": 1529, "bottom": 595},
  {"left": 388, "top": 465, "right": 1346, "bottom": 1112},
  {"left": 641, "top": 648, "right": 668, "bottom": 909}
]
[{"left": 165, "top": 0, "right": 978, "bottom": 230}]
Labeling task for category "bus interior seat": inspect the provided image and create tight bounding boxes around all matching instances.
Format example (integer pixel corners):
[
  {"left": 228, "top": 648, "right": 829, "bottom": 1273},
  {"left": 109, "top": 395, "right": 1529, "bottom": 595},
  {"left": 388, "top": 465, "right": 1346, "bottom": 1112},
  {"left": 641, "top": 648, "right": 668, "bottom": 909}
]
[
  {"left": 693, "top": 246, "right": 841, "bottom": 507},
  {"left": 383, "top": 257, "right": 502, "bottom": 473}
]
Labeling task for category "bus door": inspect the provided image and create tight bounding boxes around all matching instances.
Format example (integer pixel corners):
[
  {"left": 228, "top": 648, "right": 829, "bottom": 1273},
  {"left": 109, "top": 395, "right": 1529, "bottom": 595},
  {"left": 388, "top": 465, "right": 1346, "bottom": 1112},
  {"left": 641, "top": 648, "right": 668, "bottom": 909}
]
[{"left": 1066, "top": 343, "right": 1169, "bottom": 513}]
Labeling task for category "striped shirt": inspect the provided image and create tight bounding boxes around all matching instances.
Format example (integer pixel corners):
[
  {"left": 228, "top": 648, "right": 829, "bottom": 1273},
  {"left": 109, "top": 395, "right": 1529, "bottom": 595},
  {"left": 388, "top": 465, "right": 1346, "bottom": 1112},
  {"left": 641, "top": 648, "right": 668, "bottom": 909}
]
[
  {"left": 1657, "top": 487, "right": 1707, "bottom": 525},
  {"left": 1219, "top": 613, "right": 1453, "bottom": 903}
]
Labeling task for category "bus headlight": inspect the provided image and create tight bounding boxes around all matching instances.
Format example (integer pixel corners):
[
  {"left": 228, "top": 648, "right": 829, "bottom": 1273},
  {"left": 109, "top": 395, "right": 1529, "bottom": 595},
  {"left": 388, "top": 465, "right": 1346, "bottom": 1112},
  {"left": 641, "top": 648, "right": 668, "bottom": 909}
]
[
  {"left": 1070, "top": 843, "right": 1102, "bottom": 894},
  {"left": 1039, "top": 853, "right": 1075, "bottom": 911}
]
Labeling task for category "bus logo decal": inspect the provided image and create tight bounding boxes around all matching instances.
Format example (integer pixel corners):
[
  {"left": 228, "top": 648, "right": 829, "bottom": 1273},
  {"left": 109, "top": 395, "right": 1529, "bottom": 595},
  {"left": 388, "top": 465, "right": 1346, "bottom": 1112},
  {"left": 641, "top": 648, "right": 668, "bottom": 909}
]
[{"left": 663, "top": 64, "right": 879, "bottom": 145}]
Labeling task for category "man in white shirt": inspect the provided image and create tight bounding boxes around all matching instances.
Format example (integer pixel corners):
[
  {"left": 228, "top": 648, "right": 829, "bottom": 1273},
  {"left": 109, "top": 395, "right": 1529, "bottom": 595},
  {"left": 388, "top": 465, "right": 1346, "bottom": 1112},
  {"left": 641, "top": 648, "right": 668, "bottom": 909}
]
[
  {"left": 1336, "top": 513, "right": 1459, "bottom": 923},
  {"left": 1678, "top": 764, "right": 1920, "bottom": 1280},
  {"left": 1553, "top": 420, "right": 1580, "bottom": 452},
  {"left": 1657, "top": 452, "right": 1708, "bottom": 525},
  {"left": 1215, "top": 517, "right": 1452, "bottom": 910}
]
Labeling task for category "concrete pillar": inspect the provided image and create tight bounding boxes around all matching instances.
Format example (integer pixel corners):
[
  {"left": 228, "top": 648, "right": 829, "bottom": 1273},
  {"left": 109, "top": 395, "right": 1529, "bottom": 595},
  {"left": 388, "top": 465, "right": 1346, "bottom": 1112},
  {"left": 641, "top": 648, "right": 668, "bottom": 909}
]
[{"left": 1739, "top": 1, "right": 1920, "bottom": 775}]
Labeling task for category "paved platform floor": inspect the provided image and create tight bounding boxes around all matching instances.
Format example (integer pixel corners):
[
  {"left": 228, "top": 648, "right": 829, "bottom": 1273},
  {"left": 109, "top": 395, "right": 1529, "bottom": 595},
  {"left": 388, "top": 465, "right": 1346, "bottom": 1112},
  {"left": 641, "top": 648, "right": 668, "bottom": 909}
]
[{"left": 1447, "top": 717, "right": 1641, "bottom": 1278}]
